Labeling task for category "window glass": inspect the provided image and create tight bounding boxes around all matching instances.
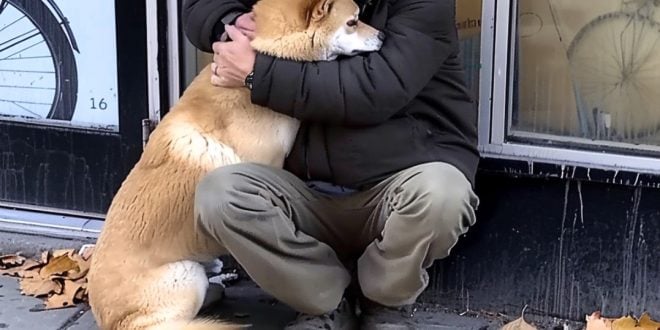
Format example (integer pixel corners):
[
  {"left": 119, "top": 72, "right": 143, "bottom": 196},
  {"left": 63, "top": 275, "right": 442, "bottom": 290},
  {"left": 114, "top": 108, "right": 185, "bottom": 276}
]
[
  {"left": 510, "top": 0, "right": 660, "bottom": 151},
  {"left": 456, "top": 0, "right": 483, "bottom": 100}
]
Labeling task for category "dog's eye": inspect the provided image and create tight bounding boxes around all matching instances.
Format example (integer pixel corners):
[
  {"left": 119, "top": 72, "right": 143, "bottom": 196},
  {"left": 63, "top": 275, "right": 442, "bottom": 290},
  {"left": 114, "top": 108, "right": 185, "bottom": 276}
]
[{"left": 347, "top": 20, "right": 358, "bottom": 27}]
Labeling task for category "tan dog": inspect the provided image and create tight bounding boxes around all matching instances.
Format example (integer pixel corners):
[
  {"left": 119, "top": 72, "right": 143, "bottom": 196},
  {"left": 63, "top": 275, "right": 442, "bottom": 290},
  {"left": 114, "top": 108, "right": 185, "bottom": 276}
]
[{"left": 86, "top": 0, "right": 383, "bottom": 329}]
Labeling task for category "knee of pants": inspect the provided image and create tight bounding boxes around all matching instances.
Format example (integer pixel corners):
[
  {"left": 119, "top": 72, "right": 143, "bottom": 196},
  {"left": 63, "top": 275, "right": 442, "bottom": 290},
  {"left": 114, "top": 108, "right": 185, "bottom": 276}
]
[
  {"left": 395, "top": 163, "right": 479, "bottom": 234},
  {"left": 194, "top": 164, "right": 260, "bottom": 236}
]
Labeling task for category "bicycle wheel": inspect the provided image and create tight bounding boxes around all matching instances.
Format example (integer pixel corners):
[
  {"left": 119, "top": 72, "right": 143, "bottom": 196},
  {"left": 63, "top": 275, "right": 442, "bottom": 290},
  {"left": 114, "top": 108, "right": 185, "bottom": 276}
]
[
  {"left": 0, "top": 0, "right": 78, "bottom": 121},
  {"left": 567, "top": 12, "right": 660, "bottom": 142}
]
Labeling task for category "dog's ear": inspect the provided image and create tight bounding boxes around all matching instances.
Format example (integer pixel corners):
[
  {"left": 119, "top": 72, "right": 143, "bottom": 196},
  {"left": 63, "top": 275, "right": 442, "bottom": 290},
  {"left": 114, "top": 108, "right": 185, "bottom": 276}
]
[{"left": 307, "top": 0, "right": 334, "bottom": 24}]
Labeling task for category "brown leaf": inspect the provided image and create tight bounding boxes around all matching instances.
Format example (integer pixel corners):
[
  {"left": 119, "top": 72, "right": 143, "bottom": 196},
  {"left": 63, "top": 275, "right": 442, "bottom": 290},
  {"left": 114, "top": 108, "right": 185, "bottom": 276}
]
[
  {"left": 586, "top": 312, "right": 613, "bottom": 330},
  {"left": 613, "top": 316, "right": 639, "bottom": 329},
  {"left": 2, "top": 249, "right": 92, "bottom": 311},
  {"left": 501, "top": 317, "right": 537, "bottom": 330},
  {"left": 20, "top": 278, "right": 63, "bottom": 297},
  {"left": 78, "top": 244, "right": 95, "bottom": 261},
  {"left": 1, "top": 268, "right": 41, "bottom": 279},
  {"left": 20, "top": 259, "right": 43, "bottom": 271},
  {"left": 44, "top": 280, "right": 85, "bottom": 310},
  {"left": 52, "top": 249, "right": 76, "bottom": 258},
  {"left": 39, "top": 253, "right": 78, "bottom": 279},
  {"left": 74, "top": 286, "right": 87, "bottom": 301},
  {"left": 67, "top": 253, "right": 91, "bottom": 281},
  {"left": 638, "top": 313, "right": 660, "bottom": 329},
  {"left": 586, "top": 312, "right": 660, "bottom": 330},
  {"left": 0, "top": 258, "right": 43, "bottom": 278},
  {"left": 0, "top": 254, "right": 26, "bottom": 268}
]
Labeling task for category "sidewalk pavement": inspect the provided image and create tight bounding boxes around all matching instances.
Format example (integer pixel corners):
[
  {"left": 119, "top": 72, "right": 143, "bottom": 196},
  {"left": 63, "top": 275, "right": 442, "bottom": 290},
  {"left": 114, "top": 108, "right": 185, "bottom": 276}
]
[{"left": 0, "top": 230, "right": 504, "bottom": 329}]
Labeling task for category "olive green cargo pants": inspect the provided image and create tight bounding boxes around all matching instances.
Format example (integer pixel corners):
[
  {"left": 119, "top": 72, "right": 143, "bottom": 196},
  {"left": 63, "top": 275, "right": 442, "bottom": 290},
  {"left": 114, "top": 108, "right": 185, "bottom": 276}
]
[{"left": 194, "top": 162, "right": 479, "bottom": 315}]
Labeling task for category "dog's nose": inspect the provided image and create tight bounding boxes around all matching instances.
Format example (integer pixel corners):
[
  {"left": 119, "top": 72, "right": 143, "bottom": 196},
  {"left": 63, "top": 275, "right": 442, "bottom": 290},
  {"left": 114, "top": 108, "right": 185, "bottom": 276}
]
[{"left": 377, "top": 32, "right": 386, "bottom": 41}]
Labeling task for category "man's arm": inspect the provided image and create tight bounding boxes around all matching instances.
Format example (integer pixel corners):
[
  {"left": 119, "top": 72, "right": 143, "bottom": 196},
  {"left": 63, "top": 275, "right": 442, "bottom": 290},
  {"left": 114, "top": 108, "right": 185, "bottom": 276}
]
[
  {"left": 182, "top": 0, "right": 256, "bottom": 52},
  {"left": 250, "top": 0, "right": 458, "bottom": 126}
]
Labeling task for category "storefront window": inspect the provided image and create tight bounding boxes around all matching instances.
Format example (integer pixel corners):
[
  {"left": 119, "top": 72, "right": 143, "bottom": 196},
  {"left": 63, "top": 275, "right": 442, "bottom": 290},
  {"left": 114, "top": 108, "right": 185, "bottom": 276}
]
[
  {"left": 510, "top": 0, "right": 660, "bottom": 152},
  {"left": 456, "top": 0, "right": 483, "bottom": 101}
]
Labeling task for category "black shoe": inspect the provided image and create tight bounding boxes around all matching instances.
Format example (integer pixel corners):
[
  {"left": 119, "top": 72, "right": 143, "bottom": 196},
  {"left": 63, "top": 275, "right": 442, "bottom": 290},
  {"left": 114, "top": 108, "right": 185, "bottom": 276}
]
[
  {"left": 284, "top": 298, "right": 359, "bottom": 330},
  {"left": 359, "top": 299, "right": 418, "bottom": 330}
]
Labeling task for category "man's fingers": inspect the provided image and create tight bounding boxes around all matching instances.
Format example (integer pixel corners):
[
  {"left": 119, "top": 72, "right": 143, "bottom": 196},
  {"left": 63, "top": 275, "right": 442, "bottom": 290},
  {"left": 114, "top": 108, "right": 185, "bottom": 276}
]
[
  {"left": 237, "top": 27, "right": 256, "bottom": 41},
  {"left": 210, "top": 74, "right": 224, "bottom": 86},
  {"left": 213, "top": 41, "right": 229, "bottom": 55},
  {"left": 236, "top": 13, "right": 256, "bottom": 31},
  {"left": 225, "top": 25, "right": 248, "bottom": 43},
  {"left": 212, "top": 41, "right": 224, "bottom": 54}
]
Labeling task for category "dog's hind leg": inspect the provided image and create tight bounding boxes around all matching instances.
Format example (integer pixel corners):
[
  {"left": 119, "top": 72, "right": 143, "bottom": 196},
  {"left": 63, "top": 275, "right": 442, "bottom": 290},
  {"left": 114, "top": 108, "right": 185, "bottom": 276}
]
[{"left": 94, "top": 260, "right": 239, "bottom": 330}]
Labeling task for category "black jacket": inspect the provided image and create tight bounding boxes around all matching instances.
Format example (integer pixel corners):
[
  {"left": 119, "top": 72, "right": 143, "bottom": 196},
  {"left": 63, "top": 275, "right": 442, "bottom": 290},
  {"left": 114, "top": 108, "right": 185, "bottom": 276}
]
[{"left": 182, "top": 0, "right": 480, "bottom": 189}]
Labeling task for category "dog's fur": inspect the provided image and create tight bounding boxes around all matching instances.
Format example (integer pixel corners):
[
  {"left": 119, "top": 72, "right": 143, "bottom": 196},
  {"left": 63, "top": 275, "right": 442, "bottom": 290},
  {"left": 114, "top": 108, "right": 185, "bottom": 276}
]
[{"left": 86, "top": 0, "right": 383, "bottom": 329}]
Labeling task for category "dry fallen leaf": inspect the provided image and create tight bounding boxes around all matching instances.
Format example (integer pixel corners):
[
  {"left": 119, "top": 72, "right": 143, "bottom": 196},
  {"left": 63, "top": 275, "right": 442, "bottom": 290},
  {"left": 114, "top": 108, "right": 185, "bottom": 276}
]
[
  {"left": 586, "top": 311, "right": 613, "bottom": 330},
  {"left": 19, "top": 259, "right": 42, "bottom": 271},
  {"left": 501, "top": 317, "right": 537, "bottom": 330},
  {"left": 20, "top": 278, "right": 63, "bottom": 297},
  {"left": 1, "top": 267, "right": 41, "bottom": 279},
  {"left": 639, "top": 313, "right": 660, "bottom": 329},
  {"left": 39, "top": 253, "right": 78, "bottom": 279},
  {"left": 52, "top": 249, "right": 76, "bottom": 258},
  {"left": 586, "top": 311, "right": 660, "bottom": 330},
  {"left": 65, "top": 253, "right": 91, "bottom": 281},
  {"left": 79, "top": 244, "right": 95, "bottom": 261},
  {"left": 1, "top": 246, "right": 95, "bottom": 310},
  {"left": 1, "top": 258, "right": 42, "bottom": 277},
  {"left": 0, "top": 254, "right": 26, "bottom": 268},
  {"left": 44, "top": 279, "right": 85, "bottom": 310},
  {"left": 613, "top": 316, "right": 640, "bottom": 329}
]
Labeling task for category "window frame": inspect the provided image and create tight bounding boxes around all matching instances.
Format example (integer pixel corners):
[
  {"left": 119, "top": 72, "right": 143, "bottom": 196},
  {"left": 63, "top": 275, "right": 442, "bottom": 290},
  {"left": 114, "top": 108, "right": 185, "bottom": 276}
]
[{"left": 478, "top": 0, "right": 660, "bottom": 176}]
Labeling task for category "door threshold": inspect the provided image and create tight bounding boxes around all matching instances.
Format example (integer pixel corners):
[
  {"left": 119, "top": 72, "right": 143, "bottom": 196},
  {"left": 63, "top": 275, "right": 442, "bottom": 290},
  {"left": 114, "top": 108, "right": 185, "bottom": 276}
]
[{"left": 0, "top": 206, "right": 103, "bottom": 240}]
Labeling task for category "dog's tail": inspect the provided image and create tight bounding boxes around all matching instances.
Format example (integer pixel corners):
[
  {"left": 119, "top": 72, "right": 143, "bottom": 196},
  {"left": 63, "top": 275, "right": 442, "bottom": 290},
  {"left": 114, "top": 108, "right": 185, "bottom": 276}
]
[{"left": 153, "top": 318, "right": 246, "bottom": 330}]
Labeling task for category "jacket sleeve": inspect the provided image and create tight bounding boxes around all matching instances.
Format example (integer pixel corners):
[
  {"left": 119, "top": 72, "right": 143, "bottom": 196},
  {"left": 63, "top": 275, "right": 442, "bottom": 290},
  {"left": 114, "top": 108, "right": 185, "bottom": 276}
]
[
  {"left": 181, "top": 0, "right": 257, "bottom": 52},
  {"left": 250, "top": 0, "right": 458, "bottom": 126}
]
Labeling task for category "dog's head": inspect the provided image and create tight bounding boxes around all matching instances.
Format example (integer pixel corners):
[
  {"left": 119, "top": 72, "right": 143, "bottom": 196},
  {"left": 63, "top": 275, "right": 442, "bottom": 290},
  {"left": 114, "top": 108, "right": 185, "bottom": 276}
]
[{"left": 251, "top": 0, "right": 385, "bottom": 61}]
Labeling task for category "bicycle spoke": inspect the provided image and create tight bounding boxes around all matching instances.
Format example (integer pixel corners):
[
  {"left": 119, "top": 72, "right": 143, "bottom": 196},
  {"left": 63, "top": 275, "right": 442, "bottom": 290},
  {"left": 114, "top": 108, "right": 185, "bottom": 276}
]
[
  {"left": 0, "top": 98, "right": 51, "bottom": 106},
  {"left": 0, "top": 69, "right": 54, "bottom": 74},
  {"left": 1, "top": 100, "right": 44, "bottom": 119},
  {"left": 0, "top": 14, "right": 24, "bottom": 33},
  {"left": 0, "top": 55, "right": 51, "bottom": 61},
  {"left": 0, "top": 26, "right": 38, "bottom": 48},
  {"left": 2, "top": 39, "right": 45, "bottom": 60},
  {"left": 0, "top": 84, "right": 55, "bottom": 90},
  {"left": 0, "top": 30, "right": 40, "bottom": 54}
]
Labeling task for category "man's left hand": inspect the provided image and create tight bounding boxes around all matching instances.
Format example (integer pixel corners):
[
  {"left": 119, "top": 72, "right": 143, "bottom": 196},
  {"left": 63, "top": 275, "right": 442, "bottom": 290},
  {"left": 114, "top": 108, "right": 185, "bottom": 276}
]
[{"left": 211, "top": 25, "right": 256, "bottom": 88}]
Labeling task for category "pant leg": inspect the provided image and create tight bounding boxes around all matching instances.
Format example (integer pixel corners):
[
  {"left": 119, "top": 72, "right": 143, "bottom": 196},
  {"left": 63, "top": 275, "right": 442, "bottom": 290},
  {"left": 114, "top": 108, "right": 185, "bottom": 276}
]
[
  {"left": 194, "top": 163, "right": 352, "bottom": 315},
  {"left": 356, "top": 162, "right": 480, "bottom": 307}
]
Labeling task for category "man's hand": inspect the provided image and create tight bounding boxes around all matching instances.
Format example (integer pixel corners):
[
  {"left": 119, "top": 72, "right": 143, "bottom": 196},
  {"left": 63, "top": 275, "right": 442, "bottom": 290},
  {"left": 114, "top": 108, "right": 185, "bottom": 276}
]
[
  {"left": 211, "top": 17, "right": 257, "bottom": 88},
  {"left": 234, "top": 12, "right": 255, "bottom": 40}
]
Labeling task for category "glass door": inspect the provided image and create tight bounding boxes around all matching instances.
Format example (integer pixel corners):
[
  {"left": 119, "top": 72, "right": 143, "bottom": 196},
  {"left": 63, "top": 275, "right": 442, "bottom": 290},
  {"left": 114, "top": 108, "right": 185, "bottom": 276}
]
[{"left": 0, "top": 0, "right": 149, "bottom": 216}]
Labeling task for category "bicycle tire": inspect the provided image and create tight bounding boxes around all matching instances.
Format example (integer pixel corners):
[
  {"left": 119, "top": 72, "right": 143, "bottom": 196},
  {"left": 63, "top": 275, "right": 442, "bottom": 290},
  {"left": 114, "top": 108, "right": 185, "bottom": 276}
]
[
  {"left": 6, "top": 0, "right": 78, "bottom": 121},
  {"left": 567, "top": 11, "right": 660, "bottom": 140},
  {"left": 567, "top": 11, "right": 660, "bottom": 56}
]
